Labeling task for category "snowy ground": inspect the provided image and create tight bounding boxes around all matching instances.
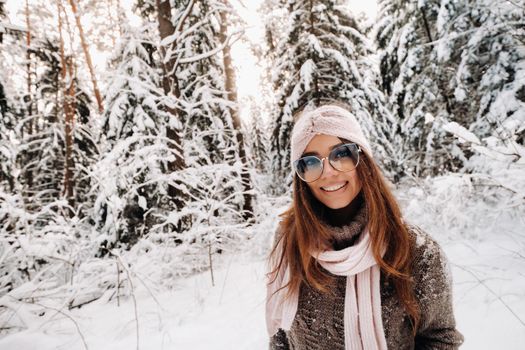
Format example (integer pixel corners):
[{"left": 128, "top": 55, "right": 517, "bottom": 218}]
[
  {"left": 0, "top": 252, "right": 268, "bottom": 350},
  {"left": 1, "top": 231, "right": 524, "bottom": 350},
  {"left": 447, "top": 231, "right": 525, "bottom": 349}
]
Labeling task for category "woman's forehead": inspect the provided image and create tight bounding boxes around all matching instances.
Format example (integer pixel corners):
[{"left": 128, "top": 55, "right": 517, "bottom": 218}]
[{"left": 303, "top": 134, "right": 344, "bottom": 155}]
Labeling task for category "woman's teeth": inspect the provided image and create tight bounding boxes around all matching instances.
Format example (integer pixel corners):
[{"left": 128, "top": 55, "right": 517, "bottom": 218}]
[{"left": 321, "top": 182, "right": 347, "bottom": 192}]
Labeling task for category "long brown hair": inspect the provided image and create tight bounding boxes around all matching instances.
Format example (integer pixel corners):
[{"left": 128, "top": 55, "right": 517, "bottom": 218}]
[{"left": 269, "top": 145, "right": 420, "bottom": 333}]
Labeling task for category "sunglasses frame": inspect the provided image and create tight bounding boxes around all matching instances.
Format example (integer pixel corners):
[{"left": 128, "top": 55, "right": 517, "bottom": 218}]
[{"left": 293, "top": 143, "right": 362, "bottom": 183}]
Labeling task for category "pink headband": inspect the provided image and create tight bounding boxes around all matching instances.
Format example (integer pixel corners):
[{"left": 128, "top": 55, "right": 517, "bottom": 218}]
[{"left": 290, "top": 105, "right": 373, "bottom": 165}]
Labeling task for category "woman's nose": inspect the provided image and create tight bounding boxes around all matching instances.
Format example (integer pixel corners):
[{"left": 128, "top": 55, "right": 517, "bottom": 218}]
[{"left": 320, "top": 158, "right": 338, "bottom": 178}]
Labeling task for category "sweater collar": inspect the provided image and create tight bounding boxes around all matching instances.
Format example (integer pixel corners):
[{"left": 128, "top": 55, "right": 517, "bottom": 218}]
[{"left": 321, "top": 202, "right": 369, "bottom": 251}]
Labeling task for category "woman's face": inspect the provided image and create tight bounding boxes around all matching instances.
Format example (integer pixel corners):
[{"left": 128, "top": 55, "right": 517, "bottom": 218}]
[{"left": 302, "top": 134, "right": 362, "bottom": 209}]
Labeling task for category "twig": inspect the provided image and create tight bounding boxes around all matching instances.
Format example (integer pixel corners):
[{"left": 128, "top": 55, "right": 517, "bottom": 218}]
[
  {"left": 208, "top": 243, "right": 215, "bottom": 287},
  {"left": 68, "top": 296, "right": 100, "bottom": 310},
  {"left": 125, "top": 270, "right": 165, "bottom": 330},
  {"left": 110, "top": 251, "right": 140, "bottom": 350},
  {"left": 494, "top": 244, "right": 525, "bottom": 261},
  {"left": 452, "top": 263, "right": 525, "bottom": 328},
  {"left": 0, "top": 267, "right": 58, "bottom": 329},
  {"left": 116, "top": 259, "right": 120, "bottom": 307},
  {"left": 8, "top": 296, "right": 89, "bottom": 350},
  {"left": 219, "top": 251, "right": 236, "bottom": 304}
]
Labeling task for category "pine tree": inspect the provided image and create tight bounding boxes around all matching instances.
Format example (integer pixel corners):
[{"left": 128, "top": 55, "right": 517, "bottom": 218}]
[
  {"left": 174, "top": 1, "right": 239, "bottom": 166},
  {"left": 265, "top": 0, "right": 400, "bottom": 189},
  {"left": 0, "top": 31, "right": 98, "bottom": 293},
  {"left": 95, "top": 25, "right": 171, "bottom": 249},
  {"left": 243, "top": 96, "right": 270, "bottom": 173},
  {"left": 167, "top": 0, "right": 254, "bottom": 226},
  {"left": 127, "top": 1, "right": 254, "bottom": 257},
  {"left": 67, "top": 0, "right": 104, "bottom": 113},
  {"left": 375, "top": 0, "right": 525, "bottom": 176},
  {"left": 375, "top": 0, "right": 449, "bottom": 176},
  {"left": 437, "top": 0, "right": 525, "bottom": 160},
  {"left": 18, "top": 38, "right": 97, "bottom": 213},
  {"left": 142, "top": 0, "right": 252, "bottom": 214}
]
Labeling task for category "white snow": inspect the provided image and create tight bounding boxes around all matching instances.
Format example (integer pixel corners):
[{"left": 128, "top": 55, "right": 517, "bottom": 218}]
[
  {"left": 0, "top": 254, "right": 268, "bottom": 350},
  {"left": 443, "top": 121, "right": 481, "bottom": 144},
  {"left": 447, "top": 236, "right": 525, "bottom": 349}
]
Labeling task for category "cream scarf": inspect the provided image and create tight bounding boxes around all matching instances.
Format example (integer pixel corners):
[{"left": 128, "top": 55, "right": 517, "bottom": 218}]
[{"left": 266, "top": 227, "right": 387, "bottom": 350}]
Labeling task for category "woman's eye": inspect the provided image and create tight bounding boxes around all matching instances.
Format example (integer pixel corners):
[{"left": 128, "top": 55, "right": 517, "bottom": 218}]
[
  {"left": 334, "top": 148, "right": 351, "bottom": 159},
  {"left": 305, "top": 158, "right": 318, "bottom": 166}
]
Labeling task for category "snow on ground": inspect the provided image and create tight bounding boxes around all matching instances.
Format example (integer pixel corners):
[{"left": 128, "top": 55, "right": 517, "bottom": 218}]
[
  {"left": 1, "top": 231, "right": 524, "bottom": 350},
  {"left": 0, "top": 252, "right": 269, "bottom": 350},
  {"left": 448, "top": 231, "right": 525, "bottom": 349}
]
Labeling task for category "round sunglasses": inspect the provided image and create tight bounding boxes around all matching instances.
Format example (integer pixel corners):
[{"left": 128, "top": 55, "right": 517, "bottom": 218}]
[{"left": 293, "top": 143, "right": 362, "bottom": 183}]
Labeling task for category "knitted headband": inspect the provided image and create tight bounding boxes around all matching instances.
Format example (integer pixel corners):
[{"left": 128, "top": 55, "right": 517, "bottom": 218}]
[{"left": 290, "top": 105, "right": 373, "bottom": 166}]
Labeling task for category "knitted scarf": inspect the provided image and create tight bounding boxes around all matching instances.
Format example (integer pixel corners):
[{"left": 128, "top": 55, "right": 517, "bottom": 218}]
[{"left": 266, "top": 226, "right": 387, "bottom": 350}]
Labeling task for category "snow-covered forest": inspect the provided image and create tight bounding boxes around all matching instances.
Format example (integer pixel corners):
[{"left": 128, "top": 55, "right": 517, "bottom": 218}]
[{"left": 0, "top": 0, "right": 524, "bottom": 349}]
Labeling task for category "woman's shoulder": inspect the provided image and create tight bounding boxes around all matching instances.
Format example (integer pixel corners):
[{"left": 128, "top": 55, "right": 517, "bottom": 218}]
[
  {"left": 404, "top": 223, "right": 453, "bottom": 293},
  {"left": 405, "top": 223, "right": 446, "bottom": 261},
  {"left": 402, "top": 226, "right": 464, "bottom": 348}
]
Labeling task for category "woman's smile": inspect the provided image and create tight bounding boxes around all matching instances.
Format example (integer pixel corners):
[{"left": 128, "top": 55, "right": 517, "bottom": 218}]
[{"left": 320, "top": 181, "right": 348, "bottom": 192}]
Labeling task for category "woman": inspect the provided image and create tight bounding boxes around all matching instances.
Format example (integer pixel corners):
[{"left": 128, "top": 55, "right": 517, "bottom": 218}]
[{"left": 266, "top": 105, "right": 464, "bottom": 350}]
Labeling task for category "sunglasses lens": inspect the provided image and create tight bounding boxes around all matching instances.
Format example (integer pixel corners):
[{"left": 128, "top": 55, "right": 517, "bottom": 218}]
[
  {"left": 329, "top": 144, "right": 359, "bottom": 171},
  {"left": 294, "top": 156, "right": 322, "bottom": 182}
]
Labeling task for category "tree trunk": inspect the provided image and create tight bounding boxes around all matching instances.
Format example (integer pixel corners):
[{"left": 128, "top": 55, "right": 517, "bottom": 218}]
[
  {"left": 58, "top": 0, "right": 75, "bottom": 212},
  {"left": 155, "top": 0, "right": 187, "bottom": 207},
  {"left": 68, "top": 0, "right": 104, "bottom": 113},
  {"left": 64, "top": 57, "right": 76, "bottom": 210},
  {"left": 420, "top": 7, "right": 434, "bottom": 43},
  {"left": 218, "top": 2, "right": 254, "bottom": 221},
  {"left": 24, "top": 0, "right": 33, "bottom": 188}
]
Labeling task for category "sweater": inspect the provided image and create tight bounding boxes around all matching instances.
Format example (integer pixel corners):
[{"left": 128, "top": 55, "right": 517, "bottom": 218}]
[{"left": 269, "top": 205, "right": 464, "bottom": 350}]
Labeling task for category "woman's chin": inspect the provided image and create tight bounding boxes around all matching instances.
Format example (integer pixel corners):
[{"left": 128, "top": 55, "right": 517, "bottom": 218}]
[{"left": 321, "top": 199, "right": 351, "bottom": 209}]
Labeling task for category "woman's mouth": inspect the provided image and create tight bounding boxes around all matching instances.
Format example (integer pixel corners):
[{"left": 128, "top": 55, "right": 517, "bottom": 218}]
[{"left": 321, "top": 181, "right": 348, "bottom": 192}]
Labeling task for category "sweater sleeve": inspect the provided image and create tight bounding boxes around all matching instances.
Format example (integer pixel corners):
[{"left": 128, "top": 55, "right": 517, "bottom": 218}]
[
  {"left": 269, "top": 328, "right": 290, "bottom": 350},
  {"left": 410, "top": 225, "right": 464, "bottom": 350}
]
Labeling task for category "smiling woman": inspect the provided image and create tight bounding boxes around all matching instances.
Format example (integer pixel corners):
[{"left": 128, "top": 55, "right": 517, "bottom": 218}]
[{"left": 265, "top": 104, "right": 464, "bottom": 350}]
